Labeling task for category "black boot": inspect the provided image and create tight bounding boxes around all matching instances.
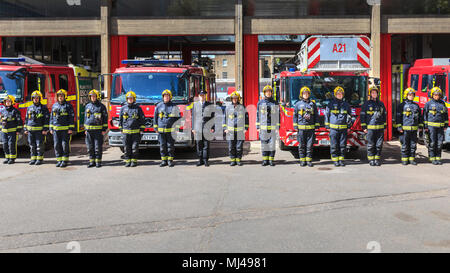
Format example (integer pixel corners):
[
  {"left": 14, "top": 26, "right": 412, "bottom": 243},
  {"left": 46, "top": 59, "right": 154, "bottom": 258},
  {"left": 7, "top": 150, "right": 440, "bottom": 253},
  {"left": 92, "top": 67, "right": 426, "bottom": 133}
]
[
  {"left": 35, "top": 160, "right": 43, "bottom": 165},
  {"left": 87, "top": 161, "right": 96, "bottom": 168},
  {"left": 60, "top": 161, "right": 67, "bottom": 168},
  {"left": 230, "top": 161, "right": 237, "bottom": 166},
  {"left": 402, "top": 160, "right": 409, "bottom": 166},
  {"left": 160, "top": 160, "right": 168, "bottom": 167},
  {"left": 410, "top": 160, "right": 417, "bottom": 165},
  {"left": 369, "top": 160, "right": 375, "bottom": 166},
  {"left": 29, "top": 160, "right": 36, "bottom": 165},
  {"left": 262, "top": 160, "right": 268, "bottom": 166},
  {"left": 436, "top": 160, "right": 443, "bottom": 165},
  {"left": 168, "top": 160, "right": 175, "bottom": 167},
  {"left": 269, "top": 160, "right": 276, "bottom": 167},
  {"left": 3, "top": 159, "right": 10, "bottom": 164},
  {"left": 56, "top": 161, "right": 62, "bottom": 167},
  {"left": 237, "top": 160, "right": 243, "bottom": 166},
  {"left": 338, "top": 161, "right": 345, "bottom": 167},
  {"left": 334, "top": 161, "right": 340, "bottom": 167},
  {"left": 375, "top": 160, "right": 381, "bottom": 166},
  {"left": 130, "top": 161, "right": 137, "bottom": 167},
  {"left": 196, "top": 159, "right": 204, "bottom": 167},
  {"left": 96, "top": 161, "right": 102, "bottom": 168},
  {"left": 204, "top": 160, "right": 210, "bottom": 167},
  {"left": 8, "top": 159, "right": 15, "bottom": 165},
  {"left": 307, "top": 161, "right": 313, "bottom": 167}
]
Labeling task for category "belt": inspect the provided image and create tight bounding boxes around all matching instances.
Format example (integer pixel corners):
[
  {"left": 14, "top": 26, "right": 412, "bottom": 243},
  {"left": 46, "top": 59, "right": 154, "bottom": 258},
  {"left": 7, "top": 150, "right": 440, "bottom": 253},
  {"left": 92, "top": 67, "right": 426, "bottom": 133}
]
[{"left": 329, "top": 124, "right": 347, "bottom": 129}]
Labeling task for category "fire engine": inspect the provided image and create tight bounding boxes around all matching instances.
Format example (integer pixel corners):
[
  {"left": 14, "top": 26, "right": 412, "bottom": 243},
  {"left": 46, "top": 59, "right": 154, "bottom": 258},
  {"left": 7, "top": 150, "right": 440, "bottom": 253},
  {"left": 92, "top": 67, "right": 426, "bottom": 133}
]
[
  {"left": 406, "top": 58, "right": 450, "bottom": 144},
  {"left": 106, "top": 58, "right": 216, "bottom": 151},
  {"left": 0, "top": 57, "right": 97, "bottom": 146},
  {"left": 274, "top": 35, "right": 372, "bottom": 152}
]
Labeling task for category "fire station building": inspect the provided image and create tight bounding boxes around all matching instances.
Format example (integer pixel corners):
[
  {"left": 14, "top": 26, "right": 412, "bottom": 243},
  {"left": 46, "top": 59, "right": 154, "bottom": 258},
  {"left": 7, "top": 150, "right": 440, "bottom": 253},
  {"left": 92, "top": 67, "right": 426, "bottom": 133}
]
[{"left": 1, "top": 0, "right": 450, "bottom": 140}]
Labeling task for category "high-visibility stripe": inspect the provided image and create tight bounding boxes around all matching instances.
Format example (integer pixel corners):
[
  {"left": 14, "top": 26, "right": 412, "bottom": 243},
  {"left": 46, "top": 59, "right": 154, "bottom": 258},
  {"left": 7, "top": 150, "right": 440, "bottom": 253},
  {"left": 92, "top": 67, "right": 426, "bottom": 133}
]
[
  {"left": 425, "top": 121, "right": 446, "bottom": 127},
  {"left": 402, "top": 126, "right": 418, "bottom": 131},
  {"left": 51, "top": 125, "right": 70, "bottom": 130},
  {"left": 84, "top": 125, "right": 104, "bottom": 130},
  {"left": 269, "top": 157, "right": 274, "bottom": 161},
  {"left": 167, "top": 157, "right": 174, "bottom": 161},
  {"left": 262, "top": 156, "right": 269, "bottom": 160},
  {"left": 158, "top": 128, "right": 175, "bottom": 133},
  {"left": 329, "top": 124, "right": 347, "bottom": 129},
  {"left": 299, "top": 158, "right": 306, "bottom": 162},
  {"left": 1, "top": 128, "right": 18, "bottom": 133},
  {"left": 31, "top": 156, "right": 37, "bottom": 160},
  {"left": 122, "top": 129, "right": 140, "bottom": 134},
  {"left": 131, "top": 159, "right": 137, "bottom": 163},
  {"left": 374, "top": 156, "right": 381, "bottom": 160},
  {"left": 25, "top": 126, "right": 44, "bottom": 131},
  {"left": 401, "top": 157, "right": 409, "bottom": 162},
  {"left": 236, "top": 158, "right": 241, "bottom": 162},
  {"left": 161, "top": 156, "right": 168, "bottom": 161},
  {"left": 62, "top": 157, "right": 69, "bottom": 162},
  {"left": 36, "top": 156, "right": 44, "bottom": 160},
  {"left": 331, "top": 157, "right": 339, "bottom": 161},
  {"left": 305, "top": 157, "right": 312, "bottom": 162},
  {"left": 260, "top": 125, "right": 277, "bottom": 130},
  {"left": 408, "top": 157, "right": 415, "bottom": 161},
  {"left": 230, "top": 158, "right": 236, "bottom": 162},
  {"left": 367, "top": 156, "right": 375, "bottom": 160},
  {"left": 338, "top": 157, "right": 344, "bottom": 161},
  {"left": 367, "top": 124, "right": 385, "bottom": 130},
  {"left": 297, "top": 125, "right": 315, "bottom": 130}
]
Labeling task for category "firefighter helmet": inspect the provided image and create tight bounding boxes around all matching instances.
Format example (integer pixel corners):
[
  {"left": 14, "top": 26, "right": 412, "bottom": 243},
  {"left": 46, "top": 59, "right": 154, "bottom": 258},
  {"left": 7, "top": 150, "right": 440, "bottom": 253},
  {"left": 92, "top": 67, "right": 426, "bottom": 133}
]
[
  {"left": 162, "top": 89, "right": 173, "bottom": 100},
  {"left": 56, "top": 89, "right": 68, "bottom": 99},
  {"left": 263, "top": 85, "right": 273, "bottom": 94},
  {"left": 299, "top": 86, "right": 311, "bottom": 98},
  {"left": 31, "top": 90, "right": 43, "bottom": 101},
  {"left": 430, "top": 86, "right": 442, "bottom": 98},
  {"left": 369, "top": 86, "right": 380, "bottom": 97},
  {"left": 333, "top": 86, "right": 345, "bottom": 96},
  {"left": 88, "top": 89, "right": 101, "bottom": 100},
  {"left": 403, "top": 87, "right": 416, "bottom": 99},
  {"left": 3, "top": 94, "right": 15, "bottom": 105},
  {"left": 125, "top": 91, "right": 137, "bottom": 101},
  {"left": 230, "top": 91, "right": 241, "bottom": 101}
]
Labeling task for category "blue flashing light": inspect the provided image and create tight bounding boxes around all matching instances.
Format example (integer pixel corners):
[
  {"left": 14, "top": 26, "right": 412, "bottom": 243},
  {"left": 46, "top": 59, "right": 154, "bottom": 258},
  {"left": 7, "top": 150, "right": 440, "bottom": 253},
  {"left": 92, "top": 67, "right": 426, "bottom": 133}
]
[
  {"left": 121, "top": 59, "right": 183, "bottom": 65},
  {"left": 289, "top": 68, "right": 296, "bottom": 72},
  {"left": 0, "top": 57, "right": 26, "bottom": 63}
]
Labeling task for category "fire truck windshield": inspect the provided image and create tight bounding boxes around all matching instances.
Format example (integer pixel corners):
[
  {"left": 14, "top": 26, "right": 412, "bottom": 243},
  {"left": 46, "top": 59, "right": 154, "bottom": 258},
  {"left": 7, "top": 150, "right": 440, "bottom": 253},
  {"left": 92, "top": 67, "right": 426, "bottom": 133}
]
[
  {"left": 288, "top": 76, "right": 367, "bottom": 108},
  {"left": 111, "top": 72, "right": 189, "bottom": 104},
  {"left": 0, "top": 71, "right": 25, "bottom": 100}
]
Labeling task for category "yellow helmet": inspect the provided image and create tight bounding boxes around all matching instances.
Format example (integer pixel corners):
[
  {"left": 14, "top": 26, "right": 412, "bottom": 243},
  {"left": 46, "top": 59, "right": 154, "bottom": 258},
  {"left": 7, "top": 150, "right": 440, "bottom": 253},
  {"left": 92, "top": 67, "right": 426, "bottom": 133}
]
[
  {"left": 3, "top": 94, "right": 15, "bottom": 105},
  {"left": 430, "top": 86, "right": 442, "bottom": 98},
  {"left": 333, "top": 86, "right": 345, "bottom": 97},
  {"left": 230, "top": 91, "right": 241, "bottom": 101},
  {"left": 88, "top": 89, "right": 101, "bottom": 100},
  {"left": 299, "top": 86, "right": 311, "bottom": 98},
  {"left": 125, "top": 91, "right": 137, "bottom": 101},
  {"left": 56, "top": 89, "right": 68, "bottom": 99},
  {"left": 403, "top": 87, "right": 416, "bottom": 99},
  {"left": 263, "top": 85, "right": 273, "bottom": 94},
  {"left": 162, "top": 89, "right": 173, "bottom": 100},
  {"left": 31, "top": 90, "right": 43, "bottom": 101},
  {"left": 369, "top": 86, "right": 380, "bottom": 97}
]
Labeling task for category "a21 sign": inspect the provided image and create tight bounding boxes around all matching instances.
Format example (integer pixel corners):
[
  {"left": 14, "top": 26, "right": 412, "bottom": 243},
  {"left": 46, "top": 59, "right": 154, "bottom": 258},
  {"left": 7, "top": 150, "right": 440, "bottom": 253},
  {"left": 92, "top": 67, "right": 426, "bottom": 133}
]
[{"left": 320, "top": 38, "right": 357, "bottom": 61}]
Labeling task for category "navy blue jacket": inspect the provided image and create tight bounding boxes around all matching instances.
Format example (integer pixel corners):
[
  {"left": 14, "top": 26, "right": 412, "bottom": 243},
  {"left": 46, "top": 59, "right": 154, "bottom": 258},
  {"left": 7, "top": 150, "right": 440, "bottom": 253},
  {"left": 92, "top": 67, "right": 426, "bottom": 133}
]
[
  {"left": 361, "top": 99, "right": 386, "bottom": 130},
  {"left": 119, "top": 102, "right": 145, "bottom": 133},
  {"left": 84, "top": 101, "right": 108, "bottom": 131},
  {"left": 25, "top": 103, "right": 50, "bottom": 132},
  {"left": 325, "top": 99, "right": 353, "bottom": 130},
  {"left": 293, "top": 99, "right": 319, "bottom": 130},
  {"left": 423, "top": 99, "right": 449, "bottom": 129},
  {"left": 0, "top": 105, "right": 23, "bottom": 133},
  {"left": 153, "top": 101, "right": 181, "bottom": 133}
]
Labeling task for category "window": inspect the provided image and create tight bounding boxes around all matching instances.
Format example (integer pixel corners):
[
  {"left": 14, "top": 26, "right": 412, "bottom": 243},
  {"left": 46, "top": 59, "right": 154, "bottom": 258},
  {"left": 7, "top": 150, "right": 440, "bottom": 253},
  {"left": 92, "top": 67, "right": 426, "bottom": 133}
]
[
  {"left": 410, "top": 74, "right": 419, "bottom": 91},
  {"left": 26, "top": 73, "right": 46, "bottom": 101},
  {"left": 222, "top": 72, "right": 228, "bottom": 79},
  {"left": 50, "top": 74, "right": 56, "bottom": 93},
  {"left": 222, "top": 59, "right": 228, "bottom": 67},
  {"left": 58, "top": 74, "right": 69, "bottom": 91},
  {"left": 421, "top": 74, "right": 433, "bottom": 92}
]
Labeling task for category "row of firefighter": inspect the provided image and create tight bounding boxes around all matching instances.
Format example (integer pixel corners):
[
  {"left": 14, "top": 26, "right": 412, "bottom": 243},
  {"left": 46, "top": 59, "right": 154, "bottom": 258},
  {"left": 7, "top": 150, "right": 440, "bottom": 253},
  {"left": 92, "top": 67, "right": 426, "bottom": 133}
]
[{"left": 1, "top": 84, "right": 448, "bottom": 168}]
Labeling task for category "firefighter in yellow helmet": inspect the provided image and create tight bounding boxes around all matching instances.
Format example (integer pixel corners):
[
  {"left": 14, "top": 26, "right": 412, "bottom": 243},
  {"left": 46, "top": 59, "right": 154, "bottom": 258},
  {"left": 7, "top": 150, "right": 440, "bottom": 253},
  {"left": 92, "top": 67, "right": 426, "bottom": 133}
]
[
  {"left": 1, "top": 94, "right": 23, "bottom": 164},
  {"left": 395, "top": 87, "right": 422, "bottom": 165},
  {"left": 325, "top": 86, "right": 353, "bottom": 167},
  {"left": 24, "top": 91, "right": 50, "bottom": 165},
  {"left": 423, "top": 86, "right": 448, "bottom": 165},
  {"left": 50, "top": 89, "right": 75, "bottom": 168},
  {"left": 257, "top": 85, "right": 279, "bottom": 166},
  {"left": 119, "top": 90, "right": 145, "bottom": 167},
  {"left": 361, "top": 86, "right": 387, "bottom": 166},
  {"left": 223, "top": 91, "right": 248, "bottom": 166},
  {"left": 294, "top": 86, "right": 319, "bottom": 167},
  {"left": 84, "top": 89, "right": 108, "bottom": 168},
  {"left": 154, "top": 89, "right": 181, "bottom": 167}
]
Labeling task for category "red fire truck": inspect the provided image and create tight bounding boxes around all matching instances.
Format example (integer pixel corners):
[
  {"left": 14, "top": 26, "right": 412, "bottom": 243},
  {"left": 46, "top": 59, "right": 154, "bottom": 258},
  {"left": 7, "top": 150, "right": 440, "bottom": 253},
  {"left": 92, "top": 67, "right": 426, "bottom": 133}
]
[
  {"left": 406, "top": 58, "right": 450, "bottom": 144},
  {"left": 274, "top": 36, "right": 372, "bottom": 151},
  {"left": 106, "top": 59, "right": 216, "bottom": 150},
  {"left": 0, "top": 57, "right": 97, "bottom": 147}
]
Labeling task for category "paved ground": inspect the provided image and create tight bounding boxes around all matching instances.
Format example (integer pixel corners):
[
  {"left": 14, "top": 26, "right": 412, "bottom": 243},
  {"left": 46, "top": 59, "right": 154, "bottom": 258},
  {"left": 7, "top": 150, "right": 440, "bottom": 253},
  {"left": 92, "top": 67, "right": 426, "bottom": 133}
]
[{"left": 0, "top": 135, "right": 449, "bottom": 253}]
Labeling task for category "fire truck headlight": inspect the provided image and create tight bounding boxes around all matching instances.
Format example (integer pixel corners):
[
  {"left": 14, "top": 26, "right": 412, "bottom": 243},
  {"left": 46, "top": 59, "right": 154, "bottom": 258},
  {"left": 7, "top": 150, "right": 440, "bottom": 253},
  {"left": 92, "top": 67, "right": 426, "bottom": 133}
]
[{"left": 111, "top": 118, "right": 120, "bottom": 128}]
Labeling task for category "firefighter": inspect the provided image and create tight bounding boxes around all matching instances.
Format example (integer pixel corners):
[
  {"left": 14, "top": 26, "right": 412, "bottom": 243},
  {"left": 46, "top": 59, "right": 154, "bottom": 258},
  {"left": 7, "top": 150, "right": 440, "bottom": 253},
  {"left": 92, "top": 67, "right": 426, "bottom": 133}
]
[
  {"left": 154, "top": 89, "right": 180, "bottom": 167},
  {"left": 187, "top": 90, "right": 215, "bottom": 167},
  {"left": 50, "top": 89, "right": 75, "bottom": 168},
  {"left": 361, "top": 86, "right": 387, "bottom": 167},
  {"left": 223, "top": 91, "right": 248, "bottom": 166},
  {"left": 395, "top": 87, "right": 422, "bottom": 165},
  {"left": 119, "top": 91, "right": 145, "bottom": 167},
  {"left": 294, "top": 86, "right": 319, "bottom": 167},
  {"left": 325, "top": 86, "right": 353, "bottom": 167},
  {"left": 1, "top": 95, "right": 23, "bottom": 164},
  {"left": 424, "top": 86, "right": 448, "bottom": 165},
  {"left": 84, "top": 89, "right": 108, "bottom": 168},
  {"left": 257, "top": 85, "right": 279, "bottom": 166},
  {"left": 24, "top": 91, "right": 50, "bottom": 165}
]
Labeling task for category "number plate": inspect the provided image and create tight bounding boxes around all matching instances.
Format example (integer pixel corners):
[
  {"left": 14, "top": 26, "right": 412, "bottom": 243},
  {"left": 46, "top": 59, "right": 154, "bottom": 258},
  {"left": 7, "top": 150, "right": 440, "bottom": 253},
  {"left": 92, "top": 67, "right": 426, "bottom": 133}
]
[
  {"left": 141, "top": 134, "right": 158, "bottom": 141},
  {"left": 319, "top": 139, "right": 330, "bottom": 145}
]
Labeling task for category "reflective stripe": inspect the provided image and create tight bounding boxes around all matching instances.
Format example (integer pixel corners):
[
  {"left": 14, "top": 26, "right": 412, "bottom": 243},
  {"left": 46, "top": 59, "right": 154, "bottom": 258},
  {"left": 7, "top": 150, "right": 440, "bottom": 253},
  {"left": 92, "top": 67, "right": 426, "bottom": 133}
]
[
  {"left": 402, "top": 126, "right": 418, "bottom": 131},
  {"left": 329, "top": 124, "right": 347, "bottom": 129},
  {"left": 230, "top": 158, "right": 236, "bottom": 162},
  {"left": 25, "top": 126, "right": 44, "bottom": 131},
  {"left": 161, "top": 157, "right": 168, "bottom": 161},
  {"left": 331, "top": 157, "right": 339, "bottom": 162},
  {"left": 297, "top": 125, "right": 315, "bottom": 130},
  {"left": 51, "top": 125, "right": 70, "bottom": 131},
  {"left": 374, "top": 156, "right": 381, "bottom": 160},
  {"left": 401, "top": 157, "right": 409, "bottom": 162},
  {"left": 305, "top": 157, "right": 312, "bottom": 162},
  {"left": 425, "top": 121, "right": 445, "bottom": 127},
  {"left": 269, "top": 157, "right": 274, "bottom": 161},
  {"left": 299, "top": 158, "right": 306, "bottom": 162},
  {"left": 122, "top": 129, "right": 140, "bottom": 134},
  {"left": 131, "top": 159, "right": 137, "bottom": 163},
  {"left": 167, "top": 157, "right": 174, "bottom": 161},
  {"left": 408, "top": 157, "right": 415, "bottom": 161},
  {"left": 62, "top": 156, "right": 69, "bottom": 162},
  {"left": 338, "top": 156, "right": 344, "bottom": 161},
  {"left": 367, "top": 125, "right": 385, "bottom": 130},
  {"left": 36, "top": 156, "right": 44, "bottom": 160},
  {"left": 367, "top": 156, "right": 375, "bottom": 160},
  {"left": 95, "top": 159, "right": 102, "bottom": 162},
  {"left": 56, "top": 157, "right": 63, "bottom": 162},
  {"left": 85, "top": 125, "right": 104, "bottom": 130},
  {"left": 429, "top": 157, "right": 436, "bottom": 161},
  {"left": 262, "top": 156, "right": 270, "bottom": 160},
  {"left": 158, "top": 128, "right": 175, "bottom": 133},
  {"left": 236, "top": 158, "right": 241, "bottom": 162},
  {"left": 1, "top": 128, "right": 18, "bottom": 133},
  {"left": 31, "top": 156, "right": 37, "bottom": 160},
  {"left": 124, "top": 159, "right": 131, "bottom": 163}
]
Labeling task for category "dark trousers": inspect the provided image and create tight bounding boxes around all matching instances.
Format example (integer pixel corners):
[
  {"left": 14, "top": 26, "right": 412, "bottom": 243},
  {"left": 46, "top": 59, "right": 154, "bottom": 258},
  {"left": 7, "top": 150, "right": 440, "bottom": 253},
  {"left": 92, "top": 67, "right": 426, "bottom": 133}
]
[
  {"left": 53, "top": 130, "right": 70, "bottom": 162},
  {"left": 428, "top": 127, "right": 444, "bottom": 160},
  {"left": 122, "top": 133, "right": 140, "bottom": 162},
  {"left": 196, "top": 139, "right": 210, "bottom": 161},
  {"left": 159, "top": 132, "right": 175, "bottom": 161},
  {"left": 297, "top": 129, "right": 315, "bottom": 162},
  {"left": 2, "top": 131, "right": 17, "bottom": 160},
  {"left": 367, "top": 129, "right": 384, "bottom": 160},
  {"left": 330, "top": 129, "right": 347, "bottom": 161},
  {"left": 227, "top": 132, "right": 244, "bottom": 161},
  {"left": 28, "top": 130, "right": 45, "bottom": 160},
  {"left": 86, "top": 130, "right": 104, "bottom": 161},
  {"left": 400, "top": 130, "right": 417, "bottom": 161},
  {"left": 260, "top": 130, "right": 276, "bottom": 161}
]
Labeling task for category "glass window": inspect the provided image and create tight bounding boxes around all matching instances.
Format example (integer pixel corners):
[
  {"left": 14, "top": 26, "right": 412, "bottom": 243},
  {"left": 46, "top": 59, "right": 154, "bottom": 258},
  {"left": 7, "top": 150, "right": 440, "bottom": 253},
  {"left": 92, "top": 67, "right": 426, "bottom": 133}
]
[
  {"left": 433, "top": 74, "right": 447, "bottom": 98},
  {"left": 0, "top": 70, "right": 25, "bottom": 100},
  {"left": 58, "top": 74, "right": 69, "bottom": 91},
  {"left": 0, "top": 0, "right": 100, "bottom": 18},
  {"left": 26, "top": 73, "right": 46, "bottom": 101},
  {"left": 410, "top": 74, "right": 419, "bottom": 91},
  {"left": 222, "top": 72, "right": 228, "bottom": 79},
  {"left": 223, "top": 59, "right": 228, "bottom": 67},
  {"left": 382, "top": 0, "right": 450, "bottom": 15},
  {"left": 111, "top": 73, "right": 189, "bottom": 104}
]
